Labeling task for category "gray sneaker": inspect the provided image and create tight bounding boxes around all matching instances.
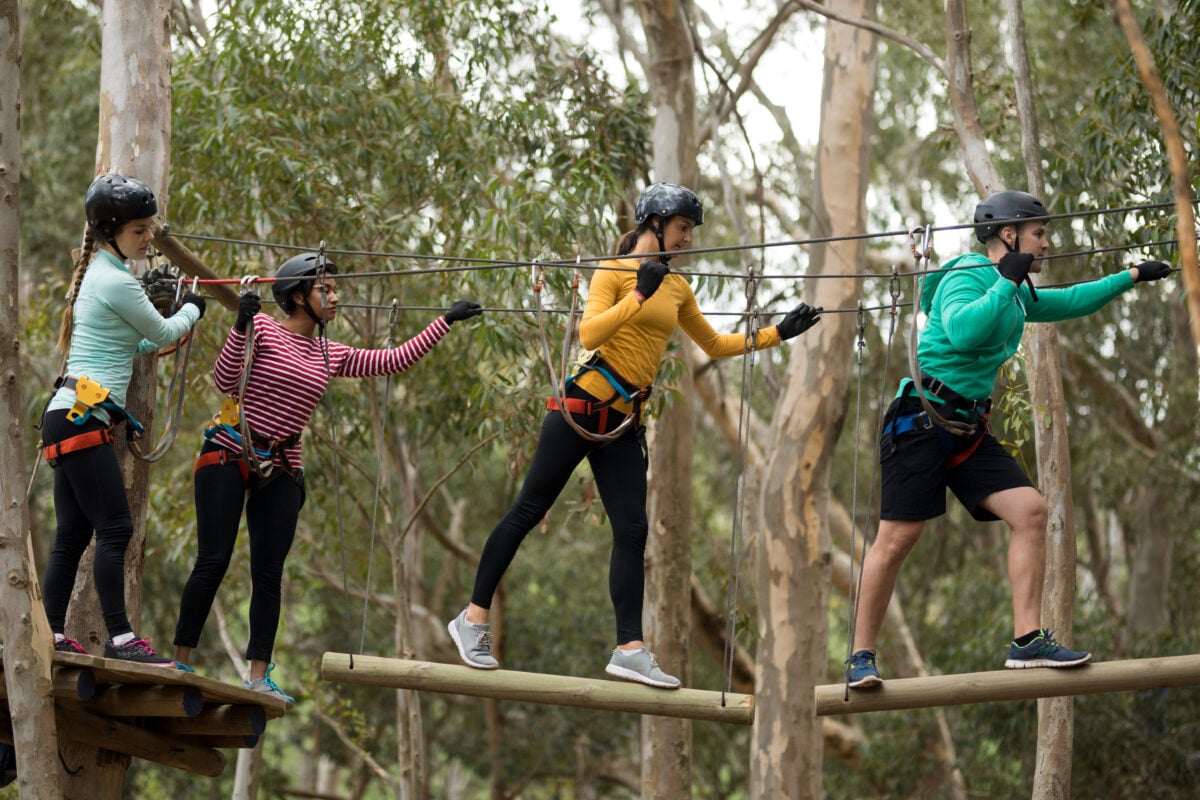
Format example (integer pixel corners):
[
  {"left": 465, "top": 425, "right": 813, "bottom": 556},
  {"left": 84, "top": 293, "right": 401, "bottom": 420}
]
[
  {"left": 604, "top": 647, "right": 680, "bottom": 689},
  {"left": 448, "top": 609, "right": 499, "bottom": 669}
]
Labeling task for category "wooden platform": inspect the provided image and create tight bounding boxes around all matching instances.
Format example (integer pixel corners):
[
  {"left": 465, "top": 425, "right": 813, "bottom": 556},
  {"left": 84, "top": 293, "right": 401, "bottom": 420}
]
[
  {"left": 815, "top": 653, "right": 1200, "bottom": 716},
  {"left": 0, "top": 651, "right": 293, "bottom": 776}
]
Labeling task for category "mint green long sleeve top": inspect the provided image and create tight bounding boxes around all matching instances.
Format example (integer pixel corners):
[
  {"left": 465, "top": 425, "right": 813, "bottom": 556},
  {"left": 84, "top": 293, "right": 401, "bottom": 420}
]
[
  {"left": 905, "top": 252, "right": 1134, "bottom": 402},
  {"left": 48, "top": 249, "right": 200, "bottom": 422}
]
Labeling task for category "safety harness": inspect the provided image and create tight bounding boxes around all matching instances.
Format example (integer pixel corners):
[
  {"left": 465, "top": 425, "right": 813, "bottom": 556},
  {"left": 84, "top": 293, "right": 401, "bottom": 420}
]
[
  {"left": 550, "top": 352, "right": 652, "bottom": 437},
  {"left": 41, "top": 375, "right": 147, "bottom": 466},
  {"left": 201, "top": 396, "right": 302, "bottom": 484},
  {"left": 882, "top": 373, "right": 991, "bottom": 470}
]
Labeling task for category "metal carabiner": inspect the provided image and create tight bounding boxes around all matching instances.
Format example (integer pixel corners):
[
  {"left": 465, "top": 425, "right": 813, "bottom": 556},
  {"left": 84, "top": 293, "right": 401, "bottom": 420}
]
[
  {"left": 855, "top": 302, "right": 867, "bottom": 365},
  {"left": 239, "top": 274, "right": 260, "bottom": 295}
]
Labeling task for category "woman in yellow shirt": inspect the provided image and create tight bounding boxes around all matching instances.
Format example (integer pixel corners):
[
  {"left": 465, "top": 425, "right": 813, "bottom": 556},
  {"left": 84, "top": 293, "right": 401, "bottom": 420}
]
[{"left": 449, "top": 183, "right": 821, "bottom": 687}]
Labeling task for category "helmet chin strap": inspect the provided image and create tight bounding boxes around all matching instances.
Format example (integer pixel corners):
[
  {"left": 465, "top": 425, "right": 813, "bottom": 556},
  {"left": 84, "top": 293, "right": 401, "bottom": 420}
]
[
  {"left": 649, "top": 217, "right": 671, "bottom": 265},
  {"left": 103, "top": 229, "right": 130, "bottom": 261}
]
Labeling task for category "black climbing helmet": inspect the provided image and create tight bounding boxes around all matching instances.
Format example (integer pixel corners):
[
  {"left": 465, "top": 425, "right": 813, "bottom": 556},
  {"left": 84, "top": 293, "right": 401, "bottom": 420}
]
[
  {"left": 85, "top": 174, "right": 158, "bottom": 238},
  {"left": 271, "top": 253, "right": 338, "bottom": 313},
  {"left": 635, "top": 182, "right": 704, "bottom": 227},
  {"left": 973, "top": 190, "right": 1047, "bottom": 243}
]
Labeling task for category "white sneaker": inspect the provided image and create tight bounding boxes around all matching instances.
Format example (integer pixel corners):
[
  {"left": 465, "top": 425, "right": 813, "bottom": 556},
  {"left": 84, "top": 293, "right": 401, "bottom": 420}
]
[
  {"left": 604, "top": 647, "right": 680, "bottom": 689},
  {"left": 448, "top": 609, "right": 499, "bottom": 669}
]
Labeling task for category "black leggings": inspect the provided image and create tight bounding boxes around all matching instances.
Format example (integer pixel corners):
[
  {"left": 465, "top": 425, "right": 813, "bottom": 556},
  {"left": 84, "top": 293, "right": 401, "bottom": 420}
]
[
  {"left": 470, "top": 389, "right": 650, "bottom": 644},
  {"left": 41, "top": 409, "right": 135, "bottom": 639},
  {"left": 174, "top": 442, "right": 303, "bottom": 662}
]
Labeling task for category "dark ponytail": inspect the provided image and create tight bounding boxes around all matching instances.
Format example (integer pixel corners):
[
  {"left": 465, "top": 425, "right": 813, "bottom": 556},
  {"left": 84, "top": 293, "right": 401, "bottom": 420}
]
[{"left": 615, "top": 222, "right": 651, "bottom": 256}]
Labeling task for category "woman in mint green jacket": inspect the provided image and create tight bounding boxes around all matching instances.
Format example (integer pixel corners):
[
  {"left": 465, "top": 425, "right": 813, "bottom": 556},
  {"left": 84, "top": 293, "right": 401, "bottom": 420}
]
[
  {"left": 41, "top": 174, "right": 206, "bottom": 665},
  {"left": 846, "top": 190, "right": 1170, "bottom": 688}
]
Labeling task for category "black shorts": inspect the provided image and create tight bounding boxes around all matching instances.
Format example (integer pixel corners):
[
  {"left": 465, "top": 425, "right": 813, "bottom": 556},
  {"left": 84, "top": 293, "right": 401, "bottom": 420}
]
[{"left": 878, "top": 396, "right": 1034, "bottom": 522}]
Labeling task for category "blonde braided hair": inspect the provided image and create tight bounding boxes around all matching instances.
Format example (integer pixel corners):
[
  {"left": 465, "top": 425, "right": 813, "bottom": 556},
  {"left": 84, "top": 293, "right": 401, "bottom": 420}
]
[{"left": 55, "top": 228, "right": 99, "bottom": 355}]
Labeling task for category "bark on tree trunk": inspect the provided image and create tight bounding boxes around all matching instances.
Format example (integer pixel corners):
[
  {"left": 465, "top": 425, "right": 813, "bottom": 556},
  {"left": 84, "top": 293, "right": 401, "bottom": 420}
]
[
  {"left": 0, "top": 4, "right": 65, "bottom": 793},
  {"left": 634, "top": 0, "right": 699, "bottom": 796},
  {"left": 751, "top": 3, "right": 876, "bottom": 796},
  {"left": 1005, "top": 2, "right": 1078, "bottom": 791},
  {"left": 61, "top": 0, "right": 174, "bottom": 795}
]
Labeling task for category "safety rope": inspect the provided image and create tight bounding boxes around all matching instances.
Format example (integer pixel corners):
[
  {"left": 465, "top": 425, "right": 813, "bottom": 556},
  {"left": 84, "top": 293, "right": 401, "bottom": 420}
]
[
  {"left": 721, "top": 253, "right": 762, "bottom": 704},
  {"left": 359, "top": 299, "right": 401, "bottom": 655},
  {"left": 842, "top": 265, "right": 903, "bottom": 699},
  {"left": 311, "top": 242, "right": 359, "bottom": 668},
  {"left": 535, "top": 259, "right": 639, "bottom": 443},
  {"left": 906, "top": 225, "right": 974, "bottom": 437},
  {"left": 128, "top": 274, "right": 200, "bottom": 463}
]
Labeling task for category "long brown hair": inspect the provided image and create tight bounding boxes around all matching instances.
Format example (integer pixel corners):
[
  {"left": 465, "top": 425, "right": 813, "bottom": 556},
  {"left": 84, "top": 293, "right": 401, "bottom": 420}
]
[{"left": 55, "top": 228, "right": 99, "bottom": 355}]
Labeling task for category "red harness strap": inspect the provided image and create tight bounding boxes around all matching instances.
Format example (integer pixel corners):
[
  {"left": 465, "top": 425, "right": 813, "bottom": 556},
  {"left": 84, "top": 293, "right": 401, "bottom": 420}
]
[
  {"left": 547, "top": 396, "right": 611, "bottom": 436},
  {"left": 194, "top": 447, "right": 250, "bottom": 485},
  {"left": 44, "top": 426, "right": 115, "bottom": 466}
]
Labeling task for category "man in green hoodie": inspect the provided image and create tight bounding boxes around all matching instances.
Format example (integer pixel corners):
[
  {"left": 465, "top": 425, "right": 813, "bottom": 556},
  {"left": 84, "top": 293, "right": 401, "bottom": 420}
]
[{"left": 846, "top": 190, "right": 1171, "bottom": 688}]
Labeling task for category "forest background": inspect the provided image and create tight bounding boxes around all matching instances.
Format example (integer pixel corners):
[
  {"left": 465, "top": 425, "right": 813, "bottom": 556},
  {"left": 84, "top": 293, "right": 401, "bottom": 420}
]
[{"left": 5, "top": 0, "right": 1200, "bottom": 797}]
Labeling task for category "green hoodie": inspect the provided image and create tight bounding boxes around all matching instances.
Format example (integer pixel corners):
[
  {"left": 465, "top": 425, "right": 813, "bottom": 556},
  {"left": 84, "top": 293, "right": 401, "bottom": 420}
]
[{"left": 904, "top": 252, "right": 1134, "bottom": 401}]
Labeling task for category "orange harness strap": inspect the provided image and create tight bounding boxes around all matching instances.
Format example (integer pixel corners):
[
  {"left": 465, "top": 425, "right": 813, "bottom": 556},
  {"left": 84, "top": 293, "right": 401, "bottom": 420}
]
[
  {"left": 547, "top": 396, "right": 611, "bottom": 436},
  {"left": 44, "top": 426, "right": 115, "bottom": 466},
  {"left": 194, "top": 447, "right": 250, "bottom": 485}
]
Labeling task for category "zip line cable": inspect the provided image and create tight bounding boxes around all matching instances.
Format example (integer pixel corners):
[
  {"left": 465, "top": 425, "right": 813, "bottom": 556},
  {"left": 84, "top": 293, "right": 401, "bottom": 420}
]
[
  {"left": 163, "top": 197, "right": 1196, "bottom": 280},
  {"left": 163, "top": 232, "right": 1191, "bottom": 290}
]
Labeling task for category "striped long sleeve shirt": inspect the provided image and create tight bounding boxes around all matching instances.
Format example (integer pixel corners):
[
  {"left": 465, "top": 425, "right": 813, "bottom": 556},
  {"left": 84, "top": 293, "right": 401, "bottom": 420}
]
[{"left": 209, "top": 312, "right": 451, "bottom": 468}]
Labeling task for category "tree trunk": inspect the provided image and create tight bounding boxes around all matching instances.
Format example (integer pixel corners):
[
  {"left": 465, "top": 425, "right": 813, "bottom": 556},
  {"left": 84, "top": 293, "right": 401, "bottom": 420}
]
[
  {"left": 751, "top": 3, "right": 876, "bottom": 796},
  {"left": 634, "top": 0, "right": 699, "bottom": 796},
  {"left": 61, "top": 0, "right": 174, "bottom": 794},
  {"left": 1005, "top": 1, "right": 1077, "bottom": 792},
  {"left": 0, "top": 3, "right": 64, "bottom": 793}
]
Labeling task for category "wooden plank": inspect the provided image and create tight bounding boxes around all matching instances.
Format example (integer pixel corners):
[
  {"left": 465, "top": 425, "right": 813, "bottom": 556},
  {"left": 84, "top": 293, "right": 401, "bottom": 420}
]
[
  {"left": 815, "top": 654, "right": 1200, "bottom": 716},
  {"left": 82, "top": 684, "right": 205, "bottom": 718},
  {"left": 53, "top": 652, "right": 291, "bottom": 719},
  {"left": 54, "top": 705, "right": 225, "bottom": 777},
  {"left": 321, "top": 653, "right": 755, "bottom": 725},
  {"left": 151, "top": 704, "right": 267, "bottom": 737}
]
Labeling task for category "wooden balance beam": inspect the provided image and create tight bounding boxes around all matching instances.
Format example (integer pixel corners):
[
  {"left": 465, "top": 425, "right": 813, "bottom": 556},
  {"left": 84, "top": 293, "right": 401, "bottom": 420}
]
[
  {"left": 815, "top": 653, "right": 1200, "bottom": 716},
  {"left": 321, "top": 653, "right": 754, "bottom": 725}
]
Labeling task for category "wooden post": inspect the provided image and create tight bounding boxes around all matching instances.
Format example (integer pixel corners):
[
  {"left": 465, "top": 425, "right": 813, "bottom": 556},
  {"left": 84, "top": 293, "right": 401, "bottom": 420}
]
[
  {"left": 321, "top": 654, "right": 755, "bottom": 725},
  {"left": 815, "top": 654, "right": 1200, "bottom": 715}
]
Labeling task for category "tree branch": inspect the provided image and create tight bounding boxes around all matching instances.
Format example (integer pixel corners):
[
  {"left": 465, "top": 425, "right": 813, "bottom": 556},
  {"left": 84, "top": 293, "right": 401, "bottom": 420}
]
[{"left": 789, "top": 0, "right": 947, "bottom": 78}]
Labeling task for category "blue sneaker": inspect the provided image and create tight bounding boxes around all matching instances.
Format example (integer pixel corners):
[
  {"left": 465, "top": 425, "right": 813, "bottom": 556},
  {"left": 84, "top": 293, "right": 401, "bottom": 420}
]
[
  {"left": 1004, "top": 629, "right": 1091, "bottom": 669},
  {"left": 845, "top": 649, "right": 882, "bottom": 688},
  {"left": 175, "top": 661, "right": 196, "bottom": 673}
]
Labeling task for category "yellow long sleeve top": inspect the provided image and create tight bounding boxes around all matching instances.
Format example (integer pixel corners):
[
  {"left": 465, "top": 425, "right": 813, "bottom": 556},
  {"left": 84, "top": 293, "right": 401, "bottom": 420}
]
[{"left": 574, "top": 258, "right": 783, "bottom": 412}]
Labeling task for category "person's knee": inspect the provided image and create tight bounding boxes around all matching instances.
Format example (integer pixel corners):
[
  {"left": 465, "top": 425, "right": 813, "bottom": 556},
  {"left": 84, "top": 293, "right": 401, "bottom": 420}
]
[
  {"left": 1010, "top": 495, "right": 1048, "bottom": 533},
  {"left": 873, "top": 521, "right": 924, "bottom": 562}
]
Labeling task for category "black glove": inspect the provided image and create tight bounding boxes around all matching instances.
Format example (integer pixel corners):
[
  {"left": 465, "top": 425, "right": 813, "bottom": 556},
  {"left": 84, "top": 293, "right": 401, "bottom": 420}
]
[
  {"left": 996, "top": 251, "right": 1035, "bottom": 286},
  {"left": 446, "top": 299, "right": 483, "bottom": 324},
  {"left": 776, "top": 303, "right": 823, "bottom": 341},
  {"left": 1134, "top": 260, "right": 1171, "bottom": 282},
  {"left": 180, "top": 291, "right": 207, "bottom": 320},
  {"left": 636, "top": 259, "right": 669, "bottom": 300},
  {"left": 234, "top": 292, "right": 261, "bottom": 332}
]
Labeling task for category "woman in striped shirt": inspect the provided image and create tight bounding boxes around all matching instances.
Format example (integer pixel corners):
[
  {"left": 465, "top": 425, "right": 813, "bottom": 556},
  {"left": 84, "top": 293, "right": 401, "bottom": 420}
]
[{"left": 172, "top": 252, "right": 481, "bottom": 700}]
